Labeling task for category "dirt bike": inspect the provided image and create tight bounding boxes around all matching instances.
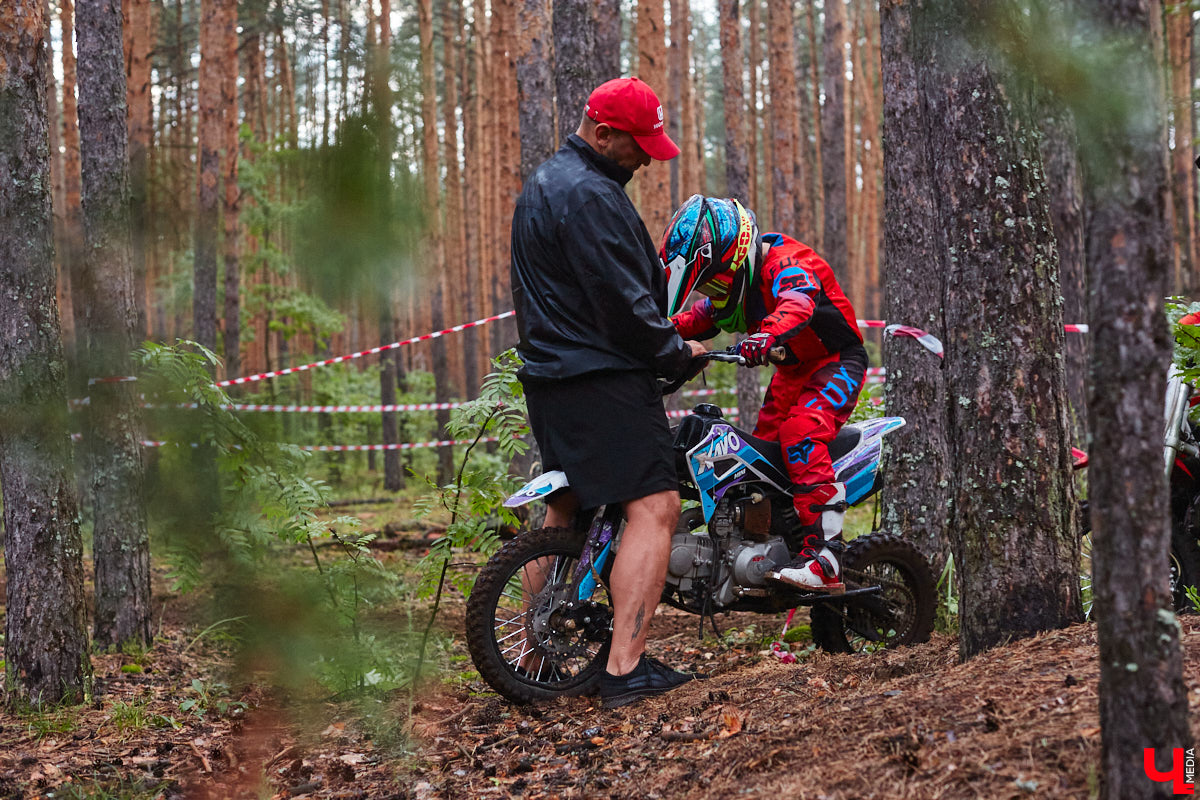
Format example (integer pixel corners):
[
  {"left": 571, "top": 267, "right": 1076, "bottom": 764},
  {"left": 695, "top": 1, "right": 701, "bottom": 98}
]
[
  {"left": 465, "top": 351, "right": 937, "bottom": 704},
  {"left": 1079, "top": 365, "right": 1200, "bottom": 616}
]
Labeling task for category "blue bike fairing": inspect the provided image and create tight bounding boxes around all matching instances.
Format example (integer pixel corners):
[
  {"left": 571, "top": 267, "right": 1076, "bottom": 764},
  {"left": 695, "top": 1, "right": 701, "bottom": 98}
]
[
  {"left": 686, "top": 424, "right": 791, "bottom": 521},
  {"left": 832, "top": 417, "right": 905, "bottom": 505}
]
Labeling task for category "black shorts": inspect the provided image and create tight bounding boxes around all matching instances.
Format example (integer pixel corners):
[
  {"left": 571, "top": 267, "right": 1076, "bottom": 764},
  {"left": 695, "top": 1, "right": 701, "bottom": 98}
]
[{"left": 523, "top": 370, "right": 678, "bottom": 509}]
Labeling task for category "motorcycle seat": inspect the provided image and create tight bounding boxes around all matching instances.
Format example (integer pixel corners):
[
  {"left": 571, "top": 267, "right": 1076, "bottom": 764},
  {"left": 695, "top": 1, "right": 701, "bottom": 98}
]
[{"left": 738, "top": 424, "right": 863, "bottom": 477}]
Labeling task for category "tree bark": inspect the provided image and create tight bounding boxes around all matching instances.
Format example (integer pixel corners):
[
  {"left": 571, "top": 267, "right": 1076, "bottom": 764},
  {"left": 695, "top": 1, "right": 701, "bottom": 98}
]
[
  {"left": 1083, "top": 0, "right": 1193, "bottom": 794},
  {"left": 517, "top": 0, "right": 555, "bottom": 182},
  {"left": 878, "top": 0, "right": 951, "bottom": 574},
  {"left": 1166, "top": 1, "right": 1196, "bottom": 294},
  {"left": 746, "top": 0, "right": 760, "bottom": 213},
  {"left": 928, "top": 2, "right": 1079, "bottom": 656},
  {"left": 767, "top": 0, "right": 799, "bottom": 232},
  {"left": 221, "top": 0, "right": 240, "bottom": 378},
  {"left": 420, "top": 0, "right": 453, "bottom": 482},
  {"left": 124, "top": 0, "right": 151, "bottom": 338},
  {"left": 0, "top": 0, "right": 93, "bottom": 704},
  {"left": 1040, "top": 112, "right": 1088, "bottom": 449},
  {"left": 677, "top": 0, "right": 699, "bottom": 198},
  {"left": 718, "top": 0, "right": 749, "bottom": 203},
  {"left": 636, "top": 0, "right": 671, "bottom": 240},
  {"left": 554, "top": 0, "right": 597, "bottom": 145},
  {"left": 194, "top": 0, "right": 223, "bottom": 355},
  {"left": 821, "top": 0, "right": 847, "bottom": 280},
  {"left": 75, "top": 0, "right": 152, "bottom": 650},
  {"left": 62, "top": 0, "right": 86, "bottom": 363},
  {"left": 594, "top": 0, "right": 622, "bottom": 83}
]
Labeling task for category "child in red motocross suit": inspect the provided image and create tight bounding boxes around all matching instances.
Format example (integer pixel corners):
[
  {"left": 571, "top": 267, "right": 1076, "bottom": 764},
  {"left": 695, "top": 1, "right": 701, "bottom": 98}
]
[{"left": 662, "top": 195, "right": 867, "bottom": 592}]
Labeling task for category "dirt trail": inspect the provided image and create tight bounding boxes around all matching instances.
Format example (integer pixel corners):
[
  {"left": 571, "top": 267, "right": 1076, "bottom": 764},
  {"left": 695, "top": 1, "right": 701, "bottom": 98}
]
[{"left": 3, "top": 587, "right": 1198, "bottom": 798}]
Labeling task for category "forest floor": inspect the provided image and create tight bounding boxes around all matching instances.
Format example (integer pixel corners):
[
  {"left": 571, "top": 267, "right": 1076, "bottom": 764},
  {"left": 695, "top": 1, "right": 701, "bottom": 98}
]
[{"left": 2, "top": 515, "right": 1199, "bottom": 800}]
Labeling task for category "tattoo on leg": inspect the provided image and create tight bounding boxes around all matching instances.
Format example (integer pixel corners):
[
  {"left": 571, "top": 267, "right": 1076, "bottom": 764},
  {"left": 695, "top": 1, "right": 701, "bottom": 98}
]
[{"left": 631, "top": 604, "right": 645, "bottom": 641}]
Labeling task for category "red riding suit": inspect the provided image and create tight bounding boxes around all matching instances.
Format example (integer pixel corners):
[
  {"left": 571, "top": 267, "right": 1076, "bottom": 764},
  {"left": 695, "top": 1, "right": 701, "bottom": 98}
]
[{"left": 671, "top": 234, "right": 867, "bottom": 529}]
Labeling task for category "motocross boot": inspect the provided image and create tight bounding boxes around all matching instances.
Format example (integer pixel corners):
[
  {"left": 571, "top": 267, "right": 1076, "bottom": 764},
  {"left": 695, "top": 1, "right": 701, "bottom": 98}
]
[{"left": 767, "top": 483, "right": 847, "bottom": 593}]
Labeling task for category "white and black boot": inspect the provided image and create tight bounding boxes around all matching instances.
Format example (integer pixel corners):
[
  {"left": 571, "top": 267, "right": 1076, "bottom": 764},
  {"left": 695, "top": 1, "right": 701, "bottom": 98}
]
[{"left": 767, "top": 483, "right": 847, "bottom": 594}]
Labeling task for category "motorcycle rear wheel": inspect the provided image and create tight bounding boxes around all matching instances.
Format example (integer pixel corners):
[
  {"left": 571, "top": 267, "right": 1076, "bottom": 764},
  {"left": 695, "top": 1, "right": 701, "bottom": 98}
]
[
  {"left": 810, "top": 533, "right": 936, "bottom": 654},
  {"left": 465, "top": 527, "right": 612, "bottom": 704}
]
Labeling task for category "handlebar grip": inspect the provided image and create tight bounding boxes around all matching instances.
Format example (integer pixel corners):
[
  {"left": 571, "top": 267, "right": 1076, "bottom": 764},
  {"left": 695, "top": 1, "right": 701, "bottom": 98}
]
[{"left": 768, "top": 346, "right": 788, "bottom": 364}]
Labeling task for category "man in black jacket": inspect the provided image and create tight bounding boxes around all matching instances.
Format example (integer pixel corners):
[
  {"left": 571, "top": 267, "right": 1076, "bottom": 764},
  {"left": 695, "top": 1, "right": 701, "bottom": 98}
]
[{"left": 511, "top": 77, "right": 706, "bottom": 708}]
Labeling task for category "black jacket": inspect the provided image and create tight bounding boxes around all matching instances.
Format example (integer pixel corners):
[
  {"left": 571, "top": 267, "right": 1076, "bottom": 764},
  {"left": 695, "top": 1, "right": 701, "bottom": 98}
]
[{"left": 511, "top": 135, "right": 693, "bottom": 382}]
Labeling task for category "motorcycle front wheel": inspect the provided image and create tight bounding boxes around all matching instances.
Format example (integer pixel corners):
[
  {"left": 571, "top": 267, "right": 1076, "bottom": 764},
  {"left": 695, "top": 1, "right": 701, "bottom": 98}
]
[
  {"left": 465, "top": 527, "right": 613, "bottom": 704},
  {"left": 810, "top": 533, "right": 936, "bottom": 654}
]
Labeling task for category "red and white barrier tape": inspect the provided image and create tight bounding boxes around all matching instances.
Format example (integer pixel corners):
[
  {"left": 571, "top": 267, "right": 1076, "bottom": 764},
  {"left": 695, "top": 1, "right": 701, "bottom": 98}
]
[
  {"left": 128, "top": 436, "right": 500, "bottom": 451},
  {"left": 172, "top": 401, "right": 461, "bottom": 413},
  {"left": 87, "top": 313, "right": 1091, "bottom": 387},
  {"left": 216, "top": 310, "right": 515, "bottom": 388}
]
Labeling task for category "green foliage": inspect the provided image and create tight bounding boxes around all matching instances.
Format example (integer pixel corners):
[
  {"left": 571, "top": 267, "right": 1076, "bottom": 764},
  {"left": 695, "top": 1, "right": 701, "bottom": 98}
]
[
  {"left": 413, "top": 350, "right": 529, "bottom": 599},
  {"left": 848, "top": 380, "right": 885, "bottom": 424},
  {"left": 293, "top": 113, "right": 425, "bottom": 315},
  {"left": 935, "top": 554, "right": 960, "bottom": 634},
  {"left": 1168, "top": 297, "right": 1200, "bottom": 387},
  {"left": 47, "top": 777, "right": 172, "bottom": 800},
  {"left": 1185, "top": 584, "right": 1200, "bottom": 616},
  {"left": 976, "top": 0, "right": 1167, "bottom": 183},
  {"left": 178, "top": 678, "right": 247, "bottom": 718},
  {"left": 106, "top": 700, "right": 152, "bottom": 734},
  {"left": 22, "top": 707, "right": 77, "bottom": 739},
  {"left": 136, "top": 341, "right": 412, "bottom": 697}
]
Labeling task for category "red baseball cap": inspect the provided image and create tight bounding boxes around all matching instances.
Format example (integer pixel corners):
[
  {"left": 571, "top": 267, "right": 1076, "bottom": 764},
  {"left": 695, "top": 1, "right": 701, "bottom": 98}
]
[{"left": 584, "top": 77, "right": 681, "bottom": 161}]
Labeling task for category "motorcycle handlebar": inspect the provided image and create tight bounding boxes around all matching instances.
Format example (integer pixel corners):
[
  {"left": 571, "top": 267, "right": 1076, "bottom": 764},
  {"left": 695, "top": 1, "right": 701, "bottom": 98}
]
[{"left": 704, "top": 346, "right": 789, "bottom": 365}]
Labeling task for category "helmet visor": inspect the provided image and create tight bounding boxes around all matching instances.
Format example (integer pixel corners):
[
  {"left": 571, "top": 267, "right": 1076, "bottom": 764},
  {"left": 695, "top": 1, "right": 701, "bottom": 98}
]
[{"left": 665, "top": 241, "right": 714, "bottom": 315}]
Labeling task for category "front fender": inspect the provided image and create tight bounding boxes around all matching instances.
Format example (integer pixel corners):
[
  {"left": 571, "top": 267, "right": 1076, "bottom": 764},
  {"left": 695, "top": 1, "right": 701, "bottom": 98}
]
[{"left": 503, "top": 470, "right": 571, "bottom": 508}]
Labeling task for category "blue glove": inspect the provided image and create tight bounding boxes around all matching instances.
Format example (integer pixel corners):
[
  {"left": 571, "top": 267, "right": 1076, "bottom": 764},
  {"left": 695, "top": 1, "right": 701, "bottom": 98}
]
[{"left": 739, "top": 332, "right": 776, "bottom": 367}]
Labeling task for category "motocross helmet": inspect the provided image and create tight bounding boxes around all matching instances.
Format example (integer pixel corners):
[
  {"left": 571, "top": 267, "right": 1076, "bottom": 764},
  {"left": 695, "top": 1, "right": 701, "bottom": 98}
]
[{"left": 660, "top": 194, "right": 762, "bottom": 333}]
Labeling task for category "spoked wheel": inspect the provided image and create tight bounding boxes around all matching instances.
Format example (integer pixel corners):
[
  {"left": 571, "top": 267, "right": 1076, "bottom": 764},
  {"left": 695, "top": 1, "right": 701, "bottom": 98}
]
[
  {"left": 465, "top": 527, "right": 613, "bottom": 704},
  {"left": 810, "top": 533, "right": 936, "bottom": 654}
]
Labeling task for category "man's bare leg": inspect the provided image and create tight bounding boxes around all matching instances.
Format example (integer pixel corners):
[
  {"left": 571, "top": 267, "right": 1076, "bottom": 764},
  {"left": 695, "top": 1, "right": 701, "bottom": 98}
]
[{"left": 605, "top": 489, "right": 680, "bottom": 676}]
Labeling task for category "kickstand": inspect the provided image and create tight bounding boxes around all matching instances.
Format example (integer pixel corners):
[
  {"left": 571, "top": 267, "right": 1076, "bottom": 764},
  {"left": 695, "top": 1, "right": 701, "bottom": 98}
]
[{"left": 696, "top": 584, "right": 724, "bottom": 643}]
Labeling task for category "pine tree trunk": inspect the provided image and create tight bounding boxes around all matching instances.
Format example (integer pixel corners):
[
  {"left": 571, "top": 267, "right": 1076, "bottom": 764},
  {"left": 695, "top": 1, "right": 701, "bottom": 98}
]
[
  {"left": 194, "top": 0, "right": 222, "bottom": 354},
  {"left": 45, "top": 0, "right": 67, "bottom": 331},
  {"left": 75, "top": 0, "right": 152, "bottom": 649},
  {"left": 915, "top": 1, "right": 1079, "bottom": 656},
  {"left": 803, "top": 1, "right": 821, "bottom": 241},
  {"left": 820, "top": 0, "right": 848, "bottom": 282},
  {"left": 746, "top": 0, "right": 762, "bottom": 212},
  {"left": 767, "top": 0, "right": 799, "bottom": 231},
  {"left": 1166, "top": 2, "right": 1196, "bottom": 293},
  {"left": 492, "top": 0, "right": 521, "bottom": 362},
  {"left": 554, "top": 0, "right": 597, "bottom": 146},
  {"left": 1085, "top": 1, "right": 1193, "bottom": 794},
  {"left": 718, "top": 0, "right": 749, "bottom": 202},
  {"left": 62, "top": 0, "right": 86, "bottom": 363},
  {"left": 420, "top": 0, "right": 453, "bottom": 482},
  {"left": 668, "top": 0, "right": 684, "bottom": 208},
  {"left": 636, "top": 0, "right": 670, "bottom": 239},
  {"left": 1040, "top": 112, "right": 1088, "bottom": 449},
  {"left": 0, "top": 0, "right": 93, "bottom": 703},
  {"left": 221, "top": 0, "right": 240, "bottom": 378},
  {"left": 517, "top": 0, "right": 555, "bottom": 182},
  {"left": 465, "top": 0, "right": 486, "bottom": 384},
  {"left": 125, "top": 0, "right": 151, "bottom": 338},
  {"left": 594, "top": 0, "right": 622, "bottom": 82},
  {"left": 677, "top": 0, "right": 698, "bottom": 198},
  {"left": 445, "top": 0, "right": 471, "bottom": 396},
  {"left": 878, "top": 0, "right": 951, "bottom": 573}
]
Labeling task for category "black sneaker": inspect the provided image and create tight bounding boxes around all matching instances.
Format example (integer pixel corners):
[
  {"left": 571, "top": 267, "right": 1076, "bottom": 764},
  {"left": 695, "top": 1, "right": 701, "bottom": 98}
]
[{"left": 599, "top": 655, "right": 700, "bottom": 709}]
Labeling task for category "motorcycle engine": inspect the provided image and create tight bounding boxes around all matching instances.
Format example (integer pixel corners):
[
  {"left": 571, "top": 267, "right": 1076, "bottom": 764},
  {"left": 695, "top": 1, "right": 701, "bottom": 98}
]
[{"left": 665, "top": 500, "right": 790, "bottom": 608}]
